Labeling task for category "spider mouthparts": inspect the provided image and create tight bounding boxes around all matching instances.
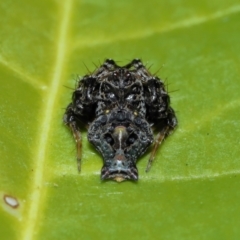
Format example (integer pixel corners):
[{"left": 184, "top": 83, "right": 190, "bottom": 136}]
[
  {"left": 101, "top": 160, "right": 138, "bottom": 182},
  {"left": 114, "top": 176, "right": 126, "bottom": 182}
]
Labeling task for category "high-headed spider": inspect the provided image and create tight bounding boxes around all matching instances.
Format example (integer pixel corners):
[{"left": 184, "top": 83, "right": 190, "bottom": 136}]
[{"left": 63, "top": 59, "right": 177, "bottom": 182}]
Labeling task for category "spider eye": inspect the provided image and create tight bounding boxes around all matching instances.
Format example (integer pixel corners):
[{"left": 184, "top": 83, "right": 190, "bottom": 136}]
[
  {"left": 124, "top": 72, "right": 133, "bottom": 86},
  {"left": 108, "top": 92, "right": 116, "bottom": 100}
]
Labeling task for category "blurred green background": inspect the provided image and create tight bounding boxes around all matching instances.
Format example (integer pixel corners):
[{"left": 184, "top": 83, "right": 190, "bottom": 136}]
[{"left": 1, "top": 0, "right": 240, "bottom": 239}]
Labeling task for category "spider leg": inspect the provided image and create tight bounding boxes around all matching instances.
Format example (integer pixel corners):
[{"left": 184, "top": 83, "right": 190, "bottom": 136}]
[
  {"left": 69, "top": 122, "right": 82, "bottom": 172},
  {"left": 124, "top": 59, "right": 143, "bottom": 69},
  {"left": 64, "top": 104, "right": 84, "bottom": 172},
  {"left": 145, "top": 107, "right": 177, "bottom": 172},
  {"left": 145, "top": 125, "right": 170, "bottom": 172},
  {"left": 103, "top": 59, "right": 118, "bottom": 69}
]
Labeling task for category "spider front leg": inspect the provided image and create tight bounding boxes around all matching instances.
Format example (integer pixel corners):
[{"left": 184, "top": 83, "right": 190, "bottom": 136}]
[
  {"left": 146, "top": 107, "right": 177, "bottom": 172},
  {"left": 64, "top": 104, "right": 82, "bottom": 172}
]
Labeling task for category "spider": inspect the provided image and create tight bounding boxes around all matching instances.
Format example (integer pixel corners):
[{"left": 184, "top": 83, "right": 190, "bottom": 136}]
[{"left": 63, "top": 59, "right": 177, "bottom": 182}]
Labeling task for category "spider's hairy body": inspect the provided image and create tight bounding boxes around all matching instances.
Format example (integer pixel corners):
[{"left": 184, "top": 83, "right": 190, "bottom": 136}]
[{"left": 64, "top": 59, "right": 177, "bottom": 182}]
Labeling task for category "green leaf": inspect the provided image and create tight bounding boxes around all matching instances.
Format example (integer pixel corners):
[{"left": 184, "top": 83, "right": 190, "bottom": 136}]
[{"left": 1, "top": 1, "right": 240, "bottom": 239}]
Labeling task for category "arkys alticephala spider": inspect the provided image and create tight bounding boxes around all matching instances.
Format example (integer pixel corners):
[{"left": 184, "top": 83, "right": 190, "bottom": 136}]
[{"left": 63, "top": 59, "right": 177, "bottom": 182}]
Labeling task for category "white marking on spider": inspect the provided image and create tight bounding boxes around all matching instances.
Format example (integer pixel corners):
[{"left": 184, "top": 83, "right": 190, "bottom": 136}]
[{"left": 119, "top": 129, "right": 123, "bottom": 149}]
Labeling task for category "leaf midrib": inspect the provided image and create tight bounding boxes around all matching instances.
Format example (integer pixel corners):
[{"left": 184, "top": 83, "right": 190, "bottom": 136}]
[{"left": 21, "top": 1, "right": 73, "bottom": 239}]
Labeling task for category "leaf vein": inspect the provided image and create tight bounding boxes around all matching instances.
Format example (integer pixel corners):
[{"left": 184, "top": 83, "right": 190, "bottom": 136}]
[
  {"left": 0, "top": 56, "right": 47, "bottom": 90},
  {"left": 21, "top": 1, "right": 73, "bottom": 239},
  {"left": 73, "top": 4, "right": 240, "bottom": 48}
]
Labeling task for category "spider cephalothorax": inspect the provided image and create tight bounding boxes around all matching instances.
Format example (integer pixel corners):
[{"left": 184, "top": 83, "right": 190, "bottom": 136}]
[{"left": 63, "top": 59, "right": 177, "bottom": 182}]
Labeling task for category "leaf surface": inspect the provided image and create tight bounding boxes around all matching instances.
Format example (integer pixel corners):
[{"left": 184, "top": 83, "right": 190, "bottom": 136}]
[{"left": 1, "top": 1, "right": 240, "bottom": 239}]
